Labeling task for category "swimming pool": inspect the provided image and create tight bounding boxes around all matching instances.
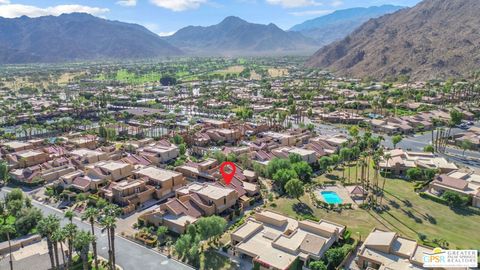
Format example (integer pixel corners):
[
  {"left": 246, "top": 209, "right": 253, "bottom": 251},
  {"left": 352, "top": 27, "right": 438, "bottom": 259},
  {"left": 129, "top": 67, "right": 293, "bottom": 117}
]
[{"left": 321, "top": 191, "right": 343, "bottom": 204}]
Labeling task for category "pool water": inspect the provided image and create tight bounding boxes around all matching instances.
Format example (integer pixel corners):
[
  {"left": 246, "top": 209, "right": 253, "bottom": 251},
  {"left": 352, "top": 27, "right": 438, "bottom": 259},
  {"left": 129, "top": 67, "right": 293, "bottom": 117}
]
[{"left": 321, "top": 191, "right": 343, "bottom": 204}]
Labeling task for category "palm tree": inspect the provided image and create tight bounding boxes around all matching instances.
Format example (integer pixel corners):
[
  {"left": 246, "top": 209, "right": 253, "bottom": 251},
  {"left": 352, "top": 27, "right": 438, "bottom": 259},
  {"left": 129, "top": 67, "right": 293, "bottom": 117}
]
[
  {"left": 52, "top": 229, "right": 67, "bottom": 268},
  {"left": 37, "top": 215, "right": 60, "bottom": 270},
  {"left": 380, "top": 152, "right": 392, "bottom": 205},
  {"left": 64, "top": 223, "right": 78, "bottom": 268},
  {"left": 73, "top": 230, "right": 95, "bottom": 270},
  {"left": 102, "top": 216, "right": 117, "bottom": 270},
  {"left": 102, "top": 205, "right": 120, "bottom": 270},
  {"left": 82, "top": 207, "right": 99, "bottom": 270},
  {"left": 64, "top": 210, "right": 74, "bottom": 224},
  {"left": 0, "top": 224, "right": 16, "bottom": 270}
]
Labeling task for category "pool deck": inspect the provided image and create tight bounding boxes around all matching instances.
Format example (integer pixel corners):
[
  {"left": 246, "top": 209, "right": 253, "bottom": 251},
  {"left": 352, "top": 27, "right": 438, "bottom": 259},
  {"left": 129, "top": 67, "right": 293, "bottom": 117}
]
[{"left": 316, "top": 185, "right": 356, "bottom": 206}]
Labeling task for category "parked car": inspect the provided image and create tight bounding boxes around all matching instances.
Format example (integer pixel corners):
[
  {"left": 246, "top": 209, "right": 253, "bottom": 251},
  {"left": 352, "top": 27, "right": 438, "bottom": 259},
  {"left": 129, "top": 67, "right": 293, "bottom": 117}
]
[{"left": 457, "top": 123, "right": 469, "bottom": 129}]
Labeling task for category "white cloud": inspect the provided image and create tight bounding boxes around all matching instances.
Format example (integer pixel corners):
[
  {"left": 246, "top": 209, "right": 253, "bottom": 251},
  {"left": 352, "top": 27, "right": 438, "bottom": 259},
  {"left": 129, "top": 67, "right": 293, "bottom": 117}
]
[
  {"left": 290, "top": 9, "right": 333, "bottom": 16},
  {"left": 331, "top": 0, "right": 343, "bottom": 7},
  {"left": 266, "top": 0, "right": 322, "bottom": 8},
  {"left": 0, "top": 4, "right": 109, "bottom": 18},
  {"left": 158, "top": 31, "right": 175, "bottom": 36},
  {"left": 116, "top": 0, "right": 137, "bottom": 7},
  {"left": 150, "top": 0, "right": 207, "bottom": 11},
  {"left": 0, "top": 0, "right": 10, "bottom": 4}
]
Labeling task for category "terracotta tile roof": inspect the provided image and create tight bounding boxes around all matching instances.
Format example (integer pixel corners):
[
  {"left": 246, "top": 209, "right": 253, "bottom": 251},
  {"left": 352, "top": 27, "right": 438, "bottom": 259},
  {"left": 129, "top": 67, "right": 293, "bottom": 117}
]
[
  {"left": 165, "top": 197, "right": 204, "bottom": 218},
  {"left": 433, "top": 175, "right": 468, "bottom": 190},
  {"left": 72, "top": 177, "right": 90, "bottom": 188}
]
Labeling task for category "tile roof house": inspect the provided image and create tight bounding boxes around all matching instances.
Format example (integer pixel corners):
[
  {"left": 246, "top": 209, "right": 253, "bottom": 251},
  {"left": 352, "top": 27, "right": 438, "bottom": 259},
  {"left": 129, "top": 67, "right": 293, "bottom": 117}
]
[
  {"left": 272, "top": 147, "right": 317, "bottom": 164},
  {"left": 176, "top": 182, "right": 239, "bottom": 215},
  {"left": 356, "top": 228, "right": 440, "bottom": 270},
  {"left": 133, "top": 166, "right": 186, "bottom": 199},
  {"left": 140, "top": 182, "right": 239, "bottom": 233},
  {"left": 85, "top": 161, "right": 133, "bottom": 181},
  {"left": 136, "top": 140, "right": 179, "bottom": 165},
  {"left": 231, "top": 210, "right": 345, "bottom": 270},
  {"left": 139, "top": 195, "right": 211, "bottom": 234},
  {"left": 4, "top": 149, "right": 50, "bottom": 169},
  {"left": 176, "top": 160, "right": 259, "bottom": 200},
  {"left": 428, "top": 171, "right": 480, "bottom": 208},
  {"left": 101, "top": 178, "right": 156, "bottom": 214},
  {"left": 380, "top": 150, "right": 458, "bottom": 176},
  {"left": 69, "top": 148, "right": 108, "bottom": 167},
  {"left": 1, "top": 141, "right": 34, "bottom": 153},
  {"left": 10, "top": 158, "right": 75, "bottom": 184}
]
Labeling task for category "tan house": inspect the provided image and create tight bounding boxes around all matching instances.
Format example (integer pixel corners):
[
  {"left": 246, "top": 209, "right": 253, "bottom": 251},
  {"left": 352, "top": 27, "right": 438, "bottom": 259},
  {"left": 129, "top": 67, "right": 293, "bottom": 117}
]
[
  {"left": 203, "top": 119, "right": 229, "bottom": 128},
  {"left": 259, "top": 131, "right": 296, "bottom": 146},
  {"left": 231, "top": 210, "right": 345, "bottom": 270},
  {"left": 139, "top": 194, "right": 212, "bottom": 234},
  {"left": 85, "top": 161, "right": 133, "bottom": 181},
  {"left": 137, "top": 141, "right": 179, "bottom": 165},
  {"left": 272, "top": 147, "right": 317, "bottom": 164},
  {"left": 176, "top": 182, "right": 238, "bottom": 214},
  {"left": 176, "top": 159, "right": 219, "bottom": 181},
  {"left": 133, "top": 166, "right": 186, "bottom": 199},
  {"left": 140, "top": 182, "right": 238, "bottom": 233},
  {"left": 380, "top": 149, "right": 458, "bottom": 176},
  {"left": 205, "top": 128, "right": 242, "bottom": 143},
  {"left": 10, "top": 162, "right": 75, "bottom": 184},
  {"left": 67, "top": 135, "right": 98, "bottom": 149},
  {"left": 70, "top": 148, "right": 108, "bottom": 166},
  {"left": 5, "top": 149, "right": 50, "bottom": 168},
  {"left": 428, "top": 171, "right": 480, "bottom": 208},
  {"left": 101, "top": 179, "right": 155, "bottom": 214},
  {"left": 58, "top": 170, "right": 103, "bottom": 192},
  {"left": 356, "top": 228, "right": 443, "bottom": 270},
  {"left": 1, "top": 141, "right": 34, "bottom": 152}
]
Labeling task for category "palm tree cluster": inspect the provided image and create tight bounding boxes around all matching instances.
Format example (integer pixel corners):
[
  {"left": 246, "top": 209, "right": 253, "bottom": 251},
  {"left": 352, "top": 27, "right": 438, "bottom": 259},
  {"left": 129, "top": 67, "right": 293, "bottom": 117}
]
[
  {"left": 35, "top": 203, "right": 121, "bottom": 270},
  {"left": 335, "top": 127, "right": 391, "bottom": 208}
]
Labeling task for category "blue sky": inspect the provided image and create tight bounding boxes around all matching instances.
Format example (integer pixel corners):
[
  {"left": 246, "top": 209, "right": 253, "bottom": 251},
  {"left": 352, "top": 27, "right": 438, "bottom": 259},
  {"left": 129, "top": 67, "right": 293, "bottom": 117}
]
[{"left": 0, "top": 0, "right": 421, "bottom": 35}]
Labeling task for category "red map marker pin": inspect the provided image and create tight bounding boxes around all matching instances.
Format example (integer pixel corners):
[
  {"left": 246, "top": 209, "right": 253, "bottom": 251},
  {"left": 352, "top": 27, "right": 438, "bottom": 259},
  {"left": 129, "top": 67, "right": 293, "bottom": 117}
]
[{"left": 220, "top": 161, "right": 236, "bottom": 185}]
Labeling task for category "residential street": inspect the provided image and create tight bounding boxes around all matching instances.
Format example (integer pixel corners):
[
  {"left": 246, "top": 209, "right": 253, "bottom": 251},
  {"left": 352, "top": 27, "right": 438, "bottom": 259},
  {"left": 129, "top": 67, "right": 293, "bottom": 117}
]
[
  {"left": 0, "top": 188, "right": 194, "bottom": 270},
  {"left": 381, "top": 123, "right": 480, "bottom": 168},
  {"left": 313, "top": 119, "right": 480, "bottom": 169}
]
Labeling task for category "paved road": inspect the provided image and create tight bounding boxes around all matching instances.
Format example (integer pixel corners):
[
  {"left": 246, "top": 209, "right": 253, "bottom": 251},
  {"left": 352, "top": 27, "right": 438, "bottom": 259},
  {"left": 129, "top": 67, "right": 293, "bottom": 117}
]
[
  {"left": 312, "top": 119, "right": 480, "bottom": 168},
  {"left": 381, "top": 125, "right": 480, "bottom": 168},
  {"left": 0, "top": 189, "right": 194, "bottom": 270}
]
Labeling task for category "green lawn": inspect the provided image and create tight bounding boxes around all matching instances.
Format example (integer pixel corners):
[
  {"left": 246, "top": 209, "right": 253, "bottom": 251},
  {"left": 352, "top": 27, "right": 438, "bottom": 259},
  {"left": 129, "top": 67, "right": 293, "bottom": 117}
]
[
  {"left": 268, "top": 165, "right": 480, "bottom": 249},
  {"left": 200, "top": 250, "right": 236, "bottom": 270}
]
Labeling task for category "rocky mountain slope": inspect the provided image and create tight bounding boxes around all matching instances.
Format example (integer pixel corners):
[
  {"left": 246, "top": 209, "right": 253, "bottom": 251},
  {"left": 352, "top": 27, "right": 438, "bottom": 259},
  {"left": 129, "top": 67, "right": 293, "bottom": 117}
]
[
  {"left": 306, "top": 0, "right": 480, "bottom": 80},
  {"left": 290, "top": 5, "right": 403, "bottom": 46}
]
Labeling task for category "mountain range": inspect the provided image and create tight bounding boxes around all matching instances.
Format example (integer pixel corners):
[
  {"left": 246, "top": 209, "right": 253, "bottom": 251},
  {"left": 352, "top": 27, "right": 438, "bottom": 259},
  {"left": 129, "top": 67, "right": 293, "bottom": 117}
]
[
  {"left": 290, "top": 5, "right": 404, "bottom": 46},
  {"left": 307, "top": 0, "right": 480, "bottom": 80},
  {"left": 164, "top": 16, "right": 319, "bottom": 56},
  {"left": 0, "top": 13, "right": 183, "bottom": 64}
]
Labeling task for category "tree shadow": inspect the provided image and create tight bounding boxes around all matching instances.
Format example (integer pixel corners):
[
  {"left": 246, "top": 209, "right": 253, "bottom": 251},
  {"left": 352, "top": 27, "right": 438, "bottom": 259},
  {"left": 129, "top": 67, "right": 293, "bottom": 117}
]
[
  {"left": 325, "top": 174, "right": 340, "bottom": 181},
  {"left": 401, "top": 209, "right": 423, "bottom": 224},
  {"left": 293, "top": 202, "right": 314, "bottom": 216},
  {"left": 389, "top": 199, "right": 400, "bottom": 209},
  {"left": 403, "top": 199, "right": 412, "bottom": 208},
  {"left": 424, "top": 213, "right": 437, "bottom": 224},
  {"left": 450, "top": 206, "right": 479, "bottom": 216}
]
